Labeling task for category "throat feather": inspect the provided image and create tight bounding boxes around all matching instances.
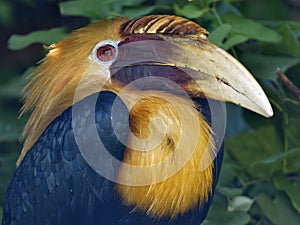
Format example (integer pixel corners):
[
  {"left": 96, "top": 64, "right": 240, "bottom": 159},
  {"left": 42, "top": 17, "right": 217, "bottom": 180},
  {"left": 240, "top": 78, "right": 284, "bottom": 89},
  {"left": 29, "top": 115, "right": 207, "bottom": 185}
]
[{"left": 116, "top": 92, "right": 215, "bottom": 219}]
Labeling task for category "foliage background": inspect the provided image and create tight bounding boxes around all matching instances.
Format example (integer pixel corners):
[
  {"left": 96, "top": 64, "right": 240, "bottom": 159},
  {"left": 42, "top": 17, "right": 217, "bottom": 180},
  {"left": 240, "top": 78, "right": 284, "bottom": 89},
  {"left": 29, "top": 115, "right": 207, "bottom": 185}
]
[{"left": 1, "top": 0, "right": 300, "bottom": 224}]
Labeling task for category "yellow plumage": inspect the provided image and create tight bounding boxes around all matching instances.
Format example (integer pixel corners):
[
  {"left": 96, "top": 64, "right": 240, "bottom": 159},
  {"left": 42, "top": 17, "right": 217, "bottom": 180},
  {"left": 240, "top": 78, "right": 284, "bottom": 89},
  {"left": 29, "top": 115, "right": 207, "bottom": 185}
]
[{"left": 116, "top": 92, "right": 214, "bottom": 218}]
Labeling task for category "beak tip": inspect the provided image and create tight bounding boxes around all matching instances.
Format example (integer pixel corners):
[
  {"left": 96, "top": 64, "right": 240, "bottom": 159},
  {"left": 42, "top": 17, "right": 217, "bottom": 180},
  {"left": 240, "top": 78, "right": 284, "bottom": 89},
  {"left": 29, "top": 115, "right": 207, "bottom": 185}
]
[
  {"left": 264, "top": 107, "right": 274, "bottom": 118},
  {"left": 253, "top": 101, "right": 273, "bottom": 118},
  {"left": 260, "top": 110, "right": 273, "bottom": 118}
]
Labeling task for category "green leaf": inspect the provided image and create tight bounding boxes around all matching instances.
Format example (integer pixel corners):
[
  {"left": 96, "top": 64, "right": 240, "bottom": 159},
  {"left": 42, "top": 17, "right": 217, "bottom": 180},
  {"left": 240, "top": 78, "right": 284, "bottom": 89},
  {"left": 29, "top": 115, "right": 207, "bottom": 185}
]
[
  {"left": 283, "top": 98, "right": 300, "bottom": 114},
  {"left": 208, "top": 23, "right": 232, "bottom": 46},
  {"left": 8, "top": 28, "right": 67, "bottom": 51},
  {"left": 248, "top": 182, "right": 276, "bottom": 199},
  {"left": 59, "top": 0, "right": 146, "bottom": 19},
  {"left": 273, "top": 173, "right": 300, "bottom": 213},
  {"left": 285, "top": 118, "right": 300, "bottom": 148},
  {"left": 286, "top": 21, "right": 300, "bottom": 38},
  {"left": 256, "top": 193, "right": 300, "bottom": 225},
  {"left": 59, "top": 0, "right": 107, "bottom": 19},
  {"left": 201, "top": 189, "right": 250, "bottom": 225},
  {"left": 229, "top": 196, "right": 254, "bottom": 212},
  {"left": 123, "top": 6, "right": 155, "bottom": 18},
  {"left": 240, "top": 53, "right": 299, "bottom": 80},
  {"left": 253, "top": 147, "right": 300, "bottom": 165},
  {"left": 260, "top": 20, "right": 300, "bottom": 37},
  {"left": 226, "top": 126, "right": 283, "bottom": 179},
  {"left": 222, "top": 35, "right": 248, "bottom": 50},
  {"left": 203, "top": 206, "right": 251, "bottom": 225},
  {"left": 174, "top": 4, "right": 209, "bottom": 19},
  {"left": 218, "top": 187, "right": 243, "bottom": 198},
  {"left": 284, "top": 117, "right": 300, "bottom": 172},
  {"left": 209, "top": 22, "right": 250, "bottom": 50},
  {"left": 216, "top": 1, "right": 242, "bottom": 17},
  {"left": 217, "top": 152, "right": 241, "bottom": 186},
  {"left": 223, "top": 13, "right": 281, "bottom": 43},
  {"left": 278, "top": 25, "right": 300, "bottom": 58}
]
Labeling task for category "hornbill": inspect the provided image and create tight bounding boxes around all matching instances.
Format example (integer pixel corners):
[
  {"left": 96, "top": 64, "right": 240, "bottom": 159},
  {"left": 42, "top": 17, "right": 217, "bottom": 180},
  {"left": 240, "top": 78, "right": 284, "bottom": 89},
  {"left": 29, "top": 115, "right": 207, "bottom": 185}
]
[{"left": 2, "top": 15, "right": 273, "bottom": 225}]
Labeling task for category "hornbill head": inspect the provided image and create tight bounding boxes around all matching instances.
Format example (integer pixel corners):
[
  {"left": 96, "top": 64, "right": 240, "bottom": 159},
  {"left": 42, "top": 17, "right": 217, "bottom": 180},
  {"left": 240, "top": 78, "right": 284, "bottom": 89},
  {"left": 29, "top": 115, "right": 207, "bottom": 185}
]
[{"left": 18, "top": 15, "right": 273, "bottom": 220}]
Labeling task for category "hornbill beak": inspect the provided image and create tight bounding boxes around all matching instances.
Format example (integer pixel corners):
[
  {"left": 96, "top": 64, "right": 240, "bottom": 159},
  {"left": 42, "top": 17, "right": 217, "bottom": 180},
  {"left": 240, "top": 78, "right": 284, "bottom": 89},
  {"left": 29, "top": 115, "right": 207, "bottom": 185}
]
[{"left": 111, "top": 17, "right": 273, "bottom": 118}]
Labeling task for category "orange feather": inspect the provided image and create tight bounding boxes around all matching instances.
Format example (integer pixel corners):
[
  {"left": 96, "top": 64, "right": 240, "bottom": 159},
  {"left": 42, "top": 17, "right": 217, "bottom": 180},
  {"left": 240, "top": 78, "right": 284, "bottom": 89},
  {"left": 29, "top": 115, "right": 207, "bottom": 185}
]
[{"left": 116, "top": 92, "right": 214, "bottom": 218}]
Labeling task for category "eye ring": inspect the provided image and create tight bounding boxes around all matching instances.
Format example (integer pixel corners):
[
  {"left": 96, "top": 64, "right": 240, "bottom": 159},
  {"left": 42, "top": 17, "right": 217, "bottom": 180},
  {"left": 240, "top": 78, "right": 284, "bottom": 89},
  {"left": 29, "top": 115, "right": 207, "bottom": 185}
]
[
  {"left": 96, "top": 44, "right": 116, "bottom": 62},
  {"left": 90, "top": 40, "right": 118, "bottom": 64}
]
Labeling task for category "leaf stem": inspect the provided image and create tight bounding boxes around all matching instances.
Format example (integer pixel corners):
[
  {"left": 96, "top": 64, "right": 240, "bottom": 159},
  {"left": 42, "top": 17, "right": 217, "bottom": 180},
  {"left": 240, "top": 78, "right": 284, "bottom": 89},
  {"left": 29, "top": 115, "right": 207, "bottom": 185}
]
[
  {"left": 210, "top": 3, "right": 239, "bottom": 58},
  {"left": 276, "top": 68, "right": 300, "bottom": 102},
  {"left": 210, "top": 5, "right": 222, "bottom": 25},
  {"left": 269, "top": 98, "right": 282, "bottom": 112},
  {"left": 230, "top": 47, "right": 238, "bottom": 59},
  {"left": 282, "top": 110, "right": 289, "bottom": 172},
  {"left": 276, "top": 68, "right": 295, "bottom": 172}
]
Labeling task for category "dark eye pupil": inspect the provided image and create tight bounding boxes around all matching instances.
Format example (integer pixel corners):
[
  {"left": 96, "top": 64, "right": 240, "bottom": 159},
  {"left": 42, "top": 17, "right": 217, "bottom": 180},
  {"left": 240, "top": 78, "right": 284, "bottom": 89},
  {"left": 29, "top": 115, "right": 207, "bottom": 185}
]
[
  {"left": 96, "top": 44, "right": 116, "bottom": 61},
  {"left": 103, "top": 50, "right": 109, "bottom": 55}
]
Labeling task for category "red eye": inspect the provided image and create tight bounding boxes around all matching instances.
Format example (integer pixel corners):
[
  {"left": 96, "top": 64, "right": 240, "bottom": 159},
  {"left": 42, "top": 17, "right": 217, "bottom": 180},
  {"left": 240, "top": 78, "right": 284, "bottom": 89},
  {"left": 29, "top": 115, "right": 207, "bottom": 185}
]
[{"left": 96, "top": 44, "right": 116, "bottom": 62}]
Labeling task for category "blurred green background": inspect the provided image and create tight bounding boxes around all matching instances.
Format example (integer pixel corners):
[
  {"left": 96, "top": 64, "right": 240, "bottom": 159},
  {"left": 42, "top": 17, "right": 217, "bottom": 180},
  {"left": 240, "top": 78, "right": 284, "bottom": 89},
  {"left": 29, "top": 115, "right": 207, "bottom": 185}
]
[{"left": 1, "top": 0, "right": 300, "bottom": 224}]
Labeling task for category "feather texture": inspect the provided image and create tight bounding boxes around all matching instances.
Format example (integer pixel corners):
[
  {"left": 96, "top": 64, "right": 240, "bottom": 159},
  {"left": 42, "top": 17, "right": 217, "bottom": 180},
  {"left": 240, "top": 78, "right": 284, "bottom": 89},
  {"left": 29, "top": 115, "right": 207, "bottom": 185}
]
[
  {"left": 116, "top": 92, "right": 215, "bottom": 218},
  {"left": 18, "top": 18, "right": 127, "bottom": 166}
]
